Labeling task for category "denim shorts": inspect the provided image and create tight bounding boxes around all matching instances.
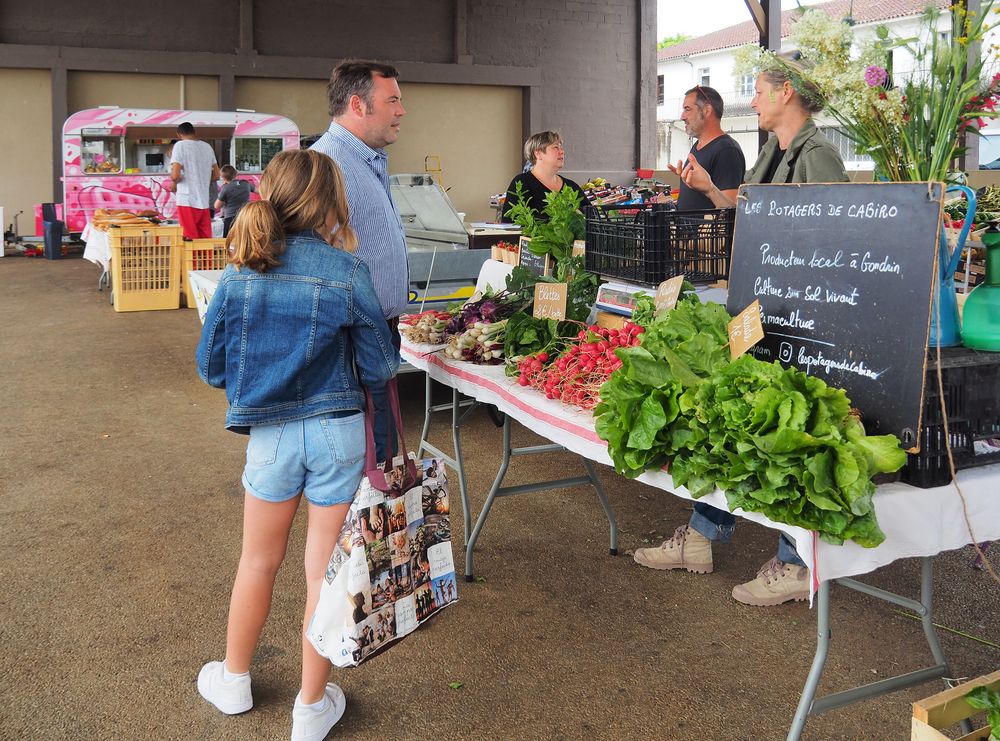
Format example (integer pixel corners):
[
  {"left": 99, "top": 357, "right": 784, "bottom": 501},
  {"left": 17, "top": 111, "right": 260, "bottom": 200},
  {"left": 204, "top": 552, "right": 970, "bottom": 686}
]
[{"left": 241, "top": 412, "right": 365, "bottom": 506}]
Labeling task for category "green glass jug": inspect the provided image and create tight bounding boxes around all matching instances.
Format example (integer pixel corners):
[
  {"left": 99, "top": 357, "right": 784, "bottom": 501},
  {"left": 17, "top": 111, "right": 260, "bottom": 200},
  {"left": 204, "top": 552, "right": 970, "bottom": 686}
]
[{"left": 961, "top": 227, "right": 1000, "bottom": 352}]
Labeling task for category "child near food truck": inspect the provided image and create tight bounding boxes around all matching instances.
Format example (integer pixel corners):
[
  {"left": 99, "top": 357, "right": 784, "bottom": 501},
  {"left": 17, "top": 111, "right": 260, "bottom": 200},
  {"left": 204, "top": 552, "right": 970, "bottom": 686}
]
[
  {"left": 213, "top": 164, "right": 256, "bottom": 237},
  {"left": 195, "top": 148, "right": 399, "bottom": 740}
]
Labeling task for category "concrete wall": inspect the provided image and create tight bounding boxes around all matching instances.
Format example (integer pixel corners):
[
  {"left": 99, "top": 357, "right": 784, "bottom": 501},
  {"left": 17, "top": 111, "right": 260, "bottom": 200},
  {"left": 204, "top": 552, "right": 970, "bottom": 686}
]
[
  {"left": 0, "top": 0, "right": 653, "bottom": 233},
  {"left": 67, "top": 72, "right": 219, "bottom": 114},
  {"left": 469, "top": 0, "right": 652, "bottom": 179},
  {"left": 389, "top": 83, "right": 523, "bottom": 222},
  {"left": 0, "top": 69, "right": 53, "bottom": 237},
  {"left": 234, "top": 78, "right": 523, "bottom": 221},
  {"left": 0, "top": 1, "right": 238, "bottom": 52},
  {"left": 254, "top": 0, "right": 456, "bottom": 63},
  {"left": 234, "top": 78, "right": 330, "bottom": 140}
]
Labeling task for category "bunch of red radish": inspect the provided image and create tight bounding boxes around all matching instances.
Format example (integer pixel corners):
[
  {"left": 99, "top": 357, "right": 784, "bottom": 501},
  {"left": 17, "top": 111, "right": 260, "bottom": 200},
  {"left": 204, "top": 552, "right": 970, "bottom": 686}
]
[{"left": 515, "top": 321, "right": 645, "bottom": 409}]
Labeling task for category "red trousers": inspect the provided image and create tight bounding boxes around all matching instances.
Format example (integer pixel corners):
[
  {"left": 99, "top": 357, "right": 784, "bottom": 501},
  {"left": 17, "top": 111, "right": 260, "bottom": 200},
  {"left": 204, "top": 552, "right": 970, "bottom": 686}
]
[{"left": 177, "top": 206, "right": 212, "bottom": 239}]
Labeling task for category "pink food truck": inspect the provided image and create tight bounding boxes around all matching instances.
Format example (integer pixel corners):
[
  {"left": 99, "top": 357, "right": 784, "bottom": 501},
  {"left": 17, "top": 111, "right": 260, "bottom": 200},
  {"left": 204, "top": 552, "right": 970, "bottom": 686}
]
[{"left": 62, "top": 107, "right": 300, "bottom": 232}]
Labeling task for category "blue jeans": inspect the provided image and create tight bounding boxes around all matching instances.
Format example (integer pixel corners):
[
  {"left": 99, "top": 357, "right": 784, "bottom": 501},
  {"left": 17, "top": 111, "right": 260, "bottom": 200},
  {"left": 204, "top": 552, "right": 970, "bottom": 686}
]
[
  {"left": 241, "top": 412, "right": 364, "bottom": 505},
  {"left": 372, "top": 324, "right": 402, "bottom": 463},
  {"left": 689, "top": 502, "right": 805, "bottom": 568}
]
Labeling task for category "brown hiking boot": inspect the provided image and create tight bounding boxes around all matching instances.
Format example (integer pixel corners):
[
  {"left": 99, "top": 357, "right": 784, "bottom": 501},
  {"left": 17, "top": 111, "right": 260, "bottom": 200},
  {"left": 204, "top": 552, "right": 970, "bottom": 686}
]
[
  {"left": 731, "top": 557, "right": 809, "bottom": 606},
  {"left": 633, "top": 525, "right": 713, "bottom": 573}
]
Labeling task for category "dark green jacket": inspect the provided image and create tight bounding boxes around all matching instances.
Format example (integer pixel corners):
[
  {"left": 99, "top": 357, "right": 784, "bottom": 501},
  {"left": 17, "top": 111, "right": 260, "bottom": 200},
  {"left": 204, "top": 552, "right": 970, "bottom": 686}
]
[{"left": 745, "top": 119, "right": 849, "bottom": 184}]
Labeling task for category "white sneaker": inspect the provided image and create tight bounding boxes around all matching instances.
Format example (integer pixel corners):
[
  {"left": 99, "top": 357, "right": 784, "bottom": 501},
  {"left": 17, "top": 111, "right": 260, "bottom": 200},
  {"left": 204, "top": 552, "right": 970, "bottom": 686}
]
[
  {"left": 291, "top": 683, "right": 347, "bottom": 741},
  {"left": 197, "top": 660, "right": 253, "bottom": 714}
]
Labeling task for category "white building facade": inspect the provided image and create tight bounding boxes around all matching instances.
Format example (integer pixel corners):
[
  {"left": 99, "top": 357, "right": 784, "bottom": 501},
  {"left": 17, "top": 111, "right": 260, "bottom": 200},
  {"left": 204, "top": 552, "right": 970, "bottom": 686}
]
[{"left": 656, "top": 0, "right": 1000, "bottom": 171}]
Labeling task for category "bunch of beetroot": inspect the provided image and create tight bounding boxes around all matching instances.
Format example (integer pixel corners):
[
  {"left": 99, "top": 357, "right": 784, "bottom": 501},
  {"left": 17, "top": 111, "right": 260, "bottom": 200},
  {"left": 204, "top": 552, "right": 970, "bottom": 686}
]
[
  {"left": 515, "top": 322, "right": 645, "bottom": 409},
  {"left": 444, "top": 291, "right": 526, "bottom": 338}
]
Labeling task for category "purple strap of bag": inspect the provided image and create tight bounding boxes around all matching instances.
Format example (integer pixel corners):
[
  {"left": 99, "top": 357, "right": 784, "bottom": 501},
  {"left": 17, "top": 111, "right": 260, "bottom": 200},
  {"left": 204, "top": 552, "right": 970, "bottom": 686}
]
[{"left": 363, "top": 377, "right": 418, "bottom": 492}]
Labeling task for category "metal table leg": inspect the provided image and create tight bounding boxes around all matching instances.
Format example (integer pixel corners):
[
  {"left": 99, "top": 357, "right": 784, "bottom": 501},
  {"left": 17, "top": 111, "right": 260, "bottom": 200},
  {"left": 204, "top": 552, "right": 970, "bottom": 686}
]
[
  {"left": 581, "top": 456, "right": 617, "bottom": 555},
  {"left": 464, "top": 416, "right": 618, "bottom": 581},
  {"left": 787, "top": 580, "right": 831, "bottom": 741},
  {"left": 786, "top": 557, "right": 957, "bottom": 740},
  {"left": 451, "top": 387, "right": 471, "bottom": 540},
  {"left": 416, "top": 373, "right": 474, "bottom": 543}
]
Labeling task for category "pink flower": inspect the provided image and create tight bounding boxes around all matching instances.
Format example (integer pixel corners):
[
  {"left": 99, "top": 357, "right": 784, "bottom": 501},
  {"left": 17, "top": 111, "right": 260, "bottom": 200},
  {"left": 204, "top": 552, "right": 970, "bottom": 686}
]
[{"left": 864, "top": 65, "right": 888, "bottom": 87}]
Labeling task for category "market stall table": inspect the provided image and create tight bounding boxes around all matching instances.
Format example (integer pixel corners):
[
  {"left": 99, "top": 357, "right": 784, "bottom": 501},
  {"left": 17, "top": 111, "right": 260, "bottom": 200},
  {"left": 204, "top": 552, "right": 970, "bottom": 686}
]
[
  {"left": 81, "top": 222, "right": 111, "bottom": 289},
  {"left": 401, "top": 334, "right": 1000, "bottom": 741},
  {"left": 185, "top": 261, "right": 999, "bottom": 738}
]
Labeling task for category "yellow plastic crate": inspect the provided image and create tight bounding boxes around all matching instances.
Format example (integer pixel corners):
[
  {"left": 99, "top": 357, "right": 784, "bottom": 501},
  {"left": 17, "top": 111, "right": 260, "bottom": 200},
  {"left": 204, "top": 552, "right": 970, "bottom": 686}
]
[
  {"left": 109, "top": 226, "right": 183, "bottom": 312},
  {"left": 181, "top": 238, "right": 230, "bottom": 308}
]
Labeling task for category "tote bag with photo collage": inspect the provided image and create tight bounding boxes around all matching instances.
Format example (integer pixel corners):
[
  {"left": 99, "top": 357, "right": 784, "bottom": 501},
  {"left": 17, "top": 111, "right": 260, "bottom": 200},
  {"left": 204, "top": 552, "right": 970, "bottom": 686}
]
[{"left": 307, "top": 379, "right": 457, "bottom": 667}]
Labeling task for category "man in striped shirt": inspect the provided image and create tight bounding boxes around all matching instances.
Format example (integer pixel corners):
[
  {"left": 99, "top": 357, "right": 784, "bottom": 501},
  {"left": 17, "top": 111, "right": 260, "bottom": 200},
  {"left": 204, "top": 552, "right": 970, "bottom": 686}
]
[{"left": 311, "top": 59, "right": 408, "bottom": 460}]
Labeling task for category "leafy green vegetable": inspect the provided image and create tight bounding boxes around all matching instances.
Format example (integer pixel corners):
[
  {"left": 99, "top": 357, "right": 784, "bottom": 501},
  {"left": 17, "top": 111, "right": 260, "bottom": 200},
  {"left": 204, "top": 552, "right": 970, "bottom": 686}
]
[
  {"left": 504, "top": 257, "right": 597, "bottom": 323},
  {"left": 506, "top": 182, "right": 585, "bottom": 262},
  {"left": 594, "top": 299, "right": 731, "bottom": 478},
  {"left": 504, "top": 181, "right": 539, "bottom": 236},
  {"left": 966, "top": 684, "right": 1000, "bottom": 741},
  {"left": 504, "top": 183, "right": 596, "bottom": 318},
  {"left": 594, "top": 298, "right": 907, "bottom": 548},
  {"left": 671, "top": 356, "right": 904, "bottom": 547},
  {"left": 629, "top": 280, "right": 698, "bottom": 328},
  {"left": 502, "top": 311, "right": 579, "bottom": 373}
]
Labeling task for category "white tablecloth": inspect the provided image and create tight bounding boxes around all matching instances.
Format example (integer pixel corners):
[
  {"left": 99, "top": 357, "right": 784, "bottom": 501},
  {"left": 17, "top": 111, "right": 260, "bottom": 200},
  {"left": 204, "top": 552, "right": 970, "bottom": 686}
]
[
  {"left": 81, "top": 223, "right": 111, "bottom": 272},
  {"left": 400, "top": 338, "right": 1000, "bottom": 592},
  {"left": 188, "top": 269, "right": 225, "bottom": 323},
  {"left": 475, "top": 259, "right": 514, "bottom": 294}
]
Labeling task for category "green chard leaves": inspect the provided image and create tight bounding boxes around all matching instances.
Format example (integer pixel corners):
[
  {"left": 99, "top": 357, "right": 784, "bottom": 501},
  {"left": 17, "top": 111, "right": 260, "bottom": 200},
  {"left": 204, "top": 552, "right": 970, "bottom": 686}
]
[{"left": 594, "top": 299, "right": 907, "bottom": 548}]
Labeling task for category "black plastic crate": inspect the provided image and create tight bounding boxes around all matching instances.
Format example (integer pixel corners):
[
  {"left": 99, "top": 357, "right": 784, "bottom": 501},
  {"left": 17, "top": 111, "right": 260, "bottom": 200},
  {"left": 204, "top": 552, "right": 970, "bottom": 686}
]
[
  {"left": 584, "top": 203, "right": 734, "bottom": 286},
  {"left": 902, "top": 347, "right": 1000, "bottom": 488}
]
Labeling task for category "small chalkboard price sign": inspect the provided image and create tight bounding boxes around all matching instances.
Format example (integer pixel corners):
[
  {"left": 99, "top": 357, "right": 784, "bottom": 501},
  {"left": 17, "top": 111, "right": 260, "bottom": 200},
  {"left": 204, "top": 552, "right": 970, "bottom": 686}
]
[
  {"left": 518, "top": 236, "right": 552, "bottom": 277},
  {"left": 726, "top": 182, "right": 944, "bottom": 449}
]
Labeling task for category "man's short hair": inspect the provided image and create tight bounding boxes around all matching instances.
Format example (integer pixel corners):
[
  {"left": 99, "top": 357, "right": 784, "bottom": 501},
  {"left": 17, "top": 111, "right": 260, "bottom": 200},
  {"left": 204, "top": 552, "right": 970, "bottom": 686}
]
[
  {"left": 685, "top": 85, "right": 725, "bottom": 119},
  {"left": 327, "top": 59, "right": 400, "bottom": 117},
  {"left": 220, "top": 164, "right": 238, "bottom": 180},
  {"left": 176, "top": 122, "right": 195, "bottom": 136}
]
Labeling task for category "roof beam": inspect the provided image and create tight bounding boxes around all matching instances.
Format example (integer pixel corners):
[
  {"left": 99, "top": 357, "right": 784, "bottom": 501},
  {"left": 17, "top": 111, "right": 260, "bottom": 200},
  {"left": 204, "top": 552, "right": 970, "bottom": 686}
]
[{"left": 744, "top": 0, "right": 765, "bottom": 34}]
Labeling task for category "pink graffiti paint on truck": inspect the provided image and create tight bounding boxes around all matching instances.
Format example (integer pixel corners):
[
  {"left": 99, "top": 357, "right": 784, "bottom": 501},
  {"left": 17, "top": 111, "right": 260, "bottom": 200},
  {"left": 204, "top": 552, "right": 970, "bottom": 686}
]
[{"left": 63, "top": 108, "right": 299, "bottom": 232}]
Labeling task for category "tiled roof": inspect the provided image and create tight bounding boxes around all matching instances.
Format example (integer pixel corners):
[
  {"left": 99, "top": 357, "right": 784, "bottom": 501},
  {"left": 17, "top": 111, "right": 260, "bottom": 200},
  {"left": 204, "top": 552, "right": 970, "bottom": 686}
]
[{"left": 657, "top": 0, "right": 950, "bottom": 61}]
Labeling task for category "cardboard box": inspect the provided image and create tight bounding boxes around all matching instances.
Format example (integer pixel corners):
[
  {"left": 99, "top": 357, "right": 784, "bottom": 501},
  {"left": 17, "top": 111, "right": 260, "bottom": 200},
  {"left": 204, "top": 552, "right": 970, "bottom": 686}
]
[{"left": 595, "top": 310, "right": 627, "bottom": 330}]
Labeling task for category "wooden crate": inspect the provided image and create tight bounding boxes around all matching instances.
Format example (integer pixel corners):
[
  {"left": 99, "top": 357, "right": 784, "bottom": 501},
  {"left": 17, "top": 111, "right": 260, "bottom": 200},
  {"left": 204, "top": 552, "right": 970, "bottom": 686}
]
[{"left": 912, "top": 669, "right": 1000, "bottom": 740}]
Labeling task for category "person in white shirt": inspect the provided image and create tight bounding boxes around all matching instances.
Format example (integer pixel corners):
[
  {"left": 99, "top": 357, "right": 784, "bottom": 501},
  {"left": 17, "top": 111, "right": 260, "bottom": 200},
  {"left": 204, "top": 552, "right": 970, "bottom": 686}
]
[{"left": 169, "top": 122, "right": 220, "bottom": 239}]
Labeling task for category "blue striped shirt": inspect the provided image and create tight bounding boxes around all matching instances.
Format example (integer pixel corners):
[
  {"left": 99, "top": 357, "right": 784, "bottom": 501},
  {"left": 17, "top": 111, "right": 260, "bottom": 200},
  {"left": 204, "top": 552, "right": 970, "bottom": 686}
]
[{"left": 311, "top": 121, "right": 409, "bottom": 318}]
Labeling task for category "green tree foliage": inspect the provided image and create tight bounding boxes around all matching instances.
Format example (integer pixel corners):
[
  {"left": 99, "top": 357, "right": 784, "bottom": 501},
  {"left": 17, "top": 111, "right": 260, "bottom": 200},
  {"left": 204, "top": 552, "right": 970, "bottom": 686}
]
[{"left": 657, "top": 33, "right": 691, "bottom": 50}]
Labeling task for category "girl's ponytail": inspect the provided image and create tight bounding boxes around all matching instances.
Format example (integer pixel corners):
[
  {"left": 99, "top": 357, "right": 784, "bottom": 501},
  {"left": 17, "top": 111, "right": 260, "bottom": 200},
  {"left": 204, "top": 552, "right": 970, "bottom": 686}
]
[{"left": 227, "top": 200, "right": 284, "bottom": 273}]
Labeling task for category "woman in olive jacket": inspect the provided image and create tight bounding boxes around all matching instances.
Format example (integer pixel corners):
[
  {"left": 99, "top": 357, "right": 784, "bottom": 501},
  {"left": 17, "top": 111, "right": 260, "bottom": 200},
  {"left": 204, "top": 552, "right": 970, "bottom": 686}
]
[{"left": 632, "top": 65, "right": 850, "bottom": 608}]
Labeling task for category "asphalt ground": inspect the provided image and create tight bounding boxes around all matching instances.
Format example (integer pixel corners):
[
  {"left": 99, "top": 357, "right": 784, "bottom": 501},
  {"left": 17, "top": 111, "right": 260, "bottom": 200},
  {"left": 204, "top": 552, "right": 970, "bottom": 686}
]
[{"left": 1, "top": 255, "right": 998, "bottom": 740}]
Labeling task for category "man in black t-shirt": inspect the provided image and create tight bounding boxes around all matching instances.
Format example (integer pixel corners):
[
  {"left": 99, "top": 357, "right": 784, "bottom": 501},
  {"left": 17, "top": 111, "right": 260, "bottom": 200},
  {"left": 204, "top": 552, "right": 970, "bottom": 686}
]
[{"left": 669, "top": 85, "right": 745, "bottom": 211}]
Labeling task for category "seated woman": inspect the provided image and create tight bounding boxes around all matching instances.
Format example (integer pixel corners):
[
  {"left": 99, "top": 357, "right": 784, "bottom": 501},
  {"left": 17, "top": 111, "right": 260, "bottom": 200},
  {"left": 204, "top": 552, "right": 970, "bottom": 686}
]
[{"left": 500, "top": 130, "right": 588, "bottom": 222}]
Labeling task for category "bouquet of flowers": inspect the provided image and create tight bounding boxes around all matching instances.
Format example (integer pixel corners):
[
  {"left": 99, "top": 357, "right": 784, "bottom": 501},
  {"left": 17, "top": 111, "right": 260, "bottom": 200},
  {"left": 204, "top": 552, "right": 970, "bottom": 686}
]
[{"left": 734, "top": 2, "right": 999, "bottom": 182}]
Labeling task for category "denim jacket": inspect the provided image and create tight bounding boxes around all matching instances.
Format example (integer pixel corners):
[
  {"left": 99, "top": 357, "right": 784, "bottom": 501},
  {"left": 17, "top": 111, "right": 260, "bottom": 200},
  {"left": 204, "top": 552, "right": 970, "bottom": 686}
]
[{"left": 196, "top": 231, "right": 400, "bottom": 432}]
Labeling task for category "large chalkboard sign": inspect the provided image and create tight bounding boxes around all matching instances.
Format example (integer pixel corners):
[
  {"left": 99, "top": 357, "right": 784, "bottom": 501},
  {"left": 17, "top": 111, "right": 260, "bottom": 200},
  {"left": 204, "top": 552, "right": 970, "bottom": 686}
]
[{"left": 726, "top": 182, "right": 943, "bottom": 449}]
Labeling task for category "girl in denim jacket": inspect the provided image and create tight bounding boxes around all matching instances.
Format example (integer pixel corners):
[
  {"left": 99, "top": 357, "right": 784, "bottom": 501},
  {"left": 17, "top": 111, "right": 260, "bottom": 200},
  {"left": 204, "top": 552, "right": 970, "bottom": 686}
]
[{"left": 195, "top": 149, "right": 399, "bottom": 741}]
